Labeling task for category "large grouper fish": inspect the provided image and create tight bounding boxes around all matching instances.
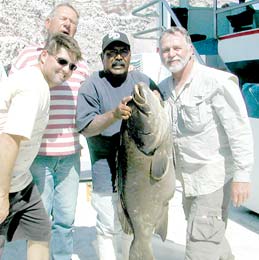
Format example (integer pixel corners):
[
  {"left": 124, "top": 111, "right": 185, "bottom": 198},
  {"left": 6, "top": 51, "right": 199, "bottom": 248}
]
[{"left": 117, "top": 82, "right": 176, "bottom": 260}]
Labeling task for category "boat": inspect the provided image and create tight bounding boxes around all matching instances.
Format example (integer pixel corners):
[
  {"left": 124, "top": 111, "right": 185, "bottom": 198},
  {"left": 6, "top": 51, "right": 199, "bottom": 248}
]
[{"left": 2, "top": 1, "right": 258, "bottom": 259}]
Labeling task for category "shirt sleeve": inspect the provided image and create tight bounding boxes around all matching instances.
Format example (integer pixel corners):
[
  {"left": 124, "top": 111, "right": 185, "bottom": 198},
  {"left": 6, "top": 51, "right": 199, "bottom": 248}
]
[
  {"left": 76, "top": 78, "right": 100, "bottom": 132},
  {"left": 212, "top": 75, "right": 254, "bottom": 182},
  {"left": 3, "top": 83, "right": 40, "bottom": 140}
]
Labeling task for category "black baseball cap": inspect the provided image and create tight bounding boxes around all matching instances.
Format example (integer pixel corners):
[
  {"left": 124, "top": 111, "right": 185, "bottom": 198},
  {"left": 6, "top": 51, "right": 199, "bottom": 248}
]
[{"left": 102, "top": 31, "right": 130, "bottom": 52}]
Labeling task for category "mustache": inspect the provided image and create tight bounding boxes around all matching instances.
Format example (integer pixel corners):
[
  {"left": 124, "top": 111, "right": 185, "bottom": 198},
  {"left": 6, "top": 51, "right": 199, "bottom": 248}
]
[
  {"left": 167, "top": 57, "right": 180, "bottom": 62},
  {"left": 112, "top": 60, "right": 125, "bottom": 67}
]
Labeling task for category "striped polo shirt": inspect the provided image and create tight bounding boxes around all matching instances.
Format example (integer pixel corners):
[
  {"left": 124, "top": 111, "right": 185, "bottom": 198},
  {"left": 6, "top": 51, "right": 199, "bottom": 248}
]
[{"left": 10, "top": 43, "right": 89, "bottom": 156}]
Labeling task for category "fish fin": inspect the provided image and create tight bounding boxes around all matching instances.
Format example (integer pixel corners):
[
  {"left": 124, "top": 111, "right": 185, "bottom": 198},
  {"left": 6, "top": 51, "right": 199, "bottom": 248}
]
[
  {"left": 150, "top": 149, "right": 168, "bottom": 180},
  {"left": 118, "top": 195, "right": 133, "bottom": 235},
  {"left": 154, "top": 203, "right": 169, "bottom": 241}
]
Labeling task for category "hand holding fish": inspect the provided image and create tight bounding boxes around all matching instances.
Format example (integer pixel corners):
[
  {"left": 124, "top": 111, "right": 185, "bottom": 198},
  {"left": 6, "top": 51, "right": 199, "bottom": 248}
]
[
  {"left": 153, "top": 89, "right": 162, "bottom": 101},
  {"left": 113, "top": 96, "right": 132, "bottom": 120}
]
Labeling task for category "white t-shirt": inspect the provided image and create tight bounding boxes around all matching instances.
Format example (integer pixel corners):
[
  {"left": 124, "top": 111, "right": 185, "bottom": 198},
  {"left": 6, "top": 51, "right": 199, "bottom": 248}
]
[{"left": 0, "top": 66, "right": 50, "bottom": 192}]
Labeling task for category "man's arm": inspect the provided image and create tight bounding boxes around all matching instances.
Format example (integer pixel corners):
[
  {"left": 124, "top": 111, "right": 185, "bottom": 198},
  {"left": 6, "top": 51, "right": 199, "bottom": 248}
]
[
  {"left": 212, "top": 75, "right": 253, "bottom": 207},
  {"left": 0, "top": 133, "right": 22, "bottom": 223},
  {"left": 81, "top": 96, "right": 132, "bottom": 137}
]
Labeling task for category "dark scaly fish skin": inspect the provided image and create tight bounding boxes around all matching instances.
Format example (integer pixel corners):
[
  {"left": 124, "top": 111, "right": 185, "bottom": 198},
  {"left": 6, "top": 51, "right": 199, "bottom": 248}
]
[{"left": 117, "top": 82, "right": 175, "bottom": 260}]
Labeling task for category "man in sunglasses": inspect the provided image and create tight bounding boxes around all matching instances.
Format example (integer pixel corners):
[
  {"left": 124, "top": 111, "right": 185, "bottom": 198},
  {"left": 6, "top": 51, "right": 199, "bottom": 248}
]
[
  {"left": 0, "top": 33, "right": 82, "bottom": 260},
  {"left": 76, "top": 31, "right": 159, "bottom": 260},
  {"left": 9, "top": 3, "right": 89, "bottom": 259}
]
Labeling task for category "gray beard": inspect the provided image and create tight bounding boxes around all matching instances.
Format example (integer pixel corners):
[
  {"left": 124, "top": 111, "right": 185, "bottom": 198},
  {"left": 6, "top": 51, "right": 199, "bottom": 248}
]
[{"left": 166, "top": 55, "right": 191, "bottom": 74}]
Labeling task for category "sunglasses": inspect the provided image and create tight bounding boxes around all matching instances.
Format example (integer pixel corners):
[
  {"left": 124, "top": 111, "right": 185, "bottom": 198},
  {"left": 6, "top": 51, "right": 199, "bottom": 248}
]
[
  {"left": 105, "top": 49, "right": 130, "bottom": 58},
  {"left": 54, "top": 56, "right": 77, "bottom": 71}
]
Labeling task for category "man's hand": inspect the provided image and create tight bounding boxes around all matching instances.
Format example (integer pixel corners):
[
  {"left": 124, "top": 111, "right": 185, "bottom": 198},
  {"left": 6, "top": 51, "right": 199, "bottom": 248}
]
[
  {"left": 0, "top": 133, "right": 21, "bottom": 224},
  {"left": 231, "top": 182, "right": 251, "bottom": 207},
  {"left": 113, "top": 96, "right": 132, "bottom": 120},
  {"left": 153, "top": 90, "right": 162, "bottom": 101},
  {"left": 0, "top": 195, "right": 9, "bottom": 224},
  {"left": 81, "top": 96, "right": 133, "bottom": 137}
]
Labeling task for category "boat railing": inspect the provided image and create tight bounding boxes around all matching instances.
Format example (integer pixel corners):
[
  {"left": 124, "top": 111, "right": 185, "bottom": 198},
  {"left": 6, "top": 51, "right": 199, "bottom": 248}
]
[
  {"left": 214, "top": 0, "right": 259, "bottom": 37},
  {"left": 215, "top": 0, "right": 259, "bottom": 14},
  {"left": 132, "top": 0, "right": 182, "bottom": 39},
  {"left": 131, "top": 0, "right": 204, "bottom": 64}
]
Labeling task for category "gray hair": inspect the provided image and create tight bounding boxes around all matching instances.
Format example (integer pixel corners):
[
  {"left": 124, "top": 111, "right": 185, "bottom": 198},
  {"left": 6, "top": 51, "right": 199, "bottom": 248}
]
[
  {"left": 44, "top": 33, "right": 82, "bottom": 62},
  {"left": 47, "top": 2, "right": 80, "bottom": 20},
  {"left": 159, "top": 27, "right": 192, "bottom": 46}
]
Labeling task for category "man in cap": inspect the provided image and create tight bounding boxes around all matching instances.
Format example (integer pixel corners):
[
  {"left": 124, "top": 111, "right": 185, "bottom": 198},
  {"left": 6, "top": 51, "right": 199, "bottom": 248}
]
[{"left": 76, "top": 31, "right": 159, "bottom": 260}]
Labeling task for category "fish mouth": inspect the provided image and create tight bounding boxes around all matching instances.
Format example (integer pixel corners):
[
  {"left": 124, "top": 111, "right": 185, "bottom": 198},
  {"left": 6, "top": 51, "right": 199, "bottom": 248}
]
[{"left": 132, "top": 83, "right": 146, "bottom": 105}]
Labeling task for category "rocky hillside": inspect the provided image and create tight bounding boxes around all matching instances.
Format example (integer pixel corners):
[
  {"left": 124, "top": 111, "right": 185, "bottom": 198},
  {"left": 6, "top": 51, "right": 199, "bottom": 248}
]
[{"left": 0, "top": 0, "right": 227, "bottom": 71}]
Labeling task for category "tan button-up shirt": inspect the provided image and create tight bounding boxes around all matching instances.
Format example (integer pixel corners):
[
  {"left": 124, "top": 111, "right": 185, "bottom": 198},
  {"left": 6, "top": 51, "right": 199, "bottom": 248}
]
[{"left": 159, "top": 62, "right": 254, "bottom": 197}]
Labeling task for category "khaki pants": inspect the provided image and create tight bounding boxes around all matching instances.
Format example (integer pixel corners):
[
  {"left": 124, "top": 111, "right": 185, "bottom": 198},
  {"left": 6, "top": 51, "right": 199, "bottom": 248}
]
[{"left": 183, "top": 181, "right": 235, "bottom": 260}]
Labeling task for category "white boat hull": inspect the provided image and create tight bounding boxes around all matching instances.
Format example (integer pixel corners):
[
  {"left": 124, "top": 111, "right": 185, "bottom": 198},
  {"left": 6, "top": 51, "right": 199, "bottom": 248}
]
[{"left": 243, "top": 118, "right": 259, "bottom": 213}]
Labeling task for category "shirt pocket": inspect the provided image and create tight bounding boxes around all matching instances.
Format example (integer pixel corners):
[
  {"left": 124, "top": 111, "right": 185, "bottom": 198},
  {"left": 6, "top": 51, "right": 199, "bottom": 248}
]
[{"left": 180, "top": 100, "right": 211, "bottom": 133}]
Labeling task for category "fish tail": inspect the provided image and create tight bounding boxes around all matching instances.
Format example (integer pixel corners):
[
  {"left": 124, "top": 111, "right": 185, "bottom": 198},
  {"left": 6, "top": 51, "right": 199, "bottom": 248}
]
[{"left": 129, "top": 238, "right": 154, "bottom": 260}]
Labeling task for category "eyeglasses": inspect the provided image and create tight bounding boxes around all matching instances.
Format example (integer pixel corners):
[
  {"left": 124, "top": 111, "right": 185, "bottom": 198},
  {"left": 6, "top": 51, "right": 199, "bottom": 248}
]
[
  {"left": 58, "top": 16, "right": 78, "bottom": 26},
  {"left": 105, "top": 49, "right": 130, "bottom": 58},
  {"left": 54, "top": 56, "right": 77, "bottom": 71}
]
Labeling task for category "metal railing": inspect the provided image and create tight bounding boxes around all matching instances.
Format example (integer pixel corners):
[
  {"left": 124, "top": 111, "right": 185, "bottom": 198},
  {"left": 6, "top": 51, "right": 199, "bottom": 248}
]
[
  {"left": 133, "top": 0, "right": 259, "bottom": 39},
  {"left": 213, "top": 0, "right": 259, "bottom": 38},
  {"left": 132, "top": 0, "right": 182, "bottom": 40},
  {"left": 215, "top": 0, "right": 259, "bottom": 14},
  {"left": 132, "top": 0, "right": 204, "bottom": 64},
  {"left": 132, "top": 0, "right": 160, "bottom": 17}
]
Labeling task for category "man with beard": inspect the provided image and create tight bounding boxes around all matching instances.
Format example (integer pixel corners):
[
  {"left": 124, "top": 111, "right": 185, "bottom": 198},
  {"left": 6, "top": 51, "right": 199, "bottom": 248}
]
[
  {"left": 76, "top": 31, "right": 159, "bottom": 260},
  {"left": 158, "top": 27, "right": 253, "bottom": 260}
]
